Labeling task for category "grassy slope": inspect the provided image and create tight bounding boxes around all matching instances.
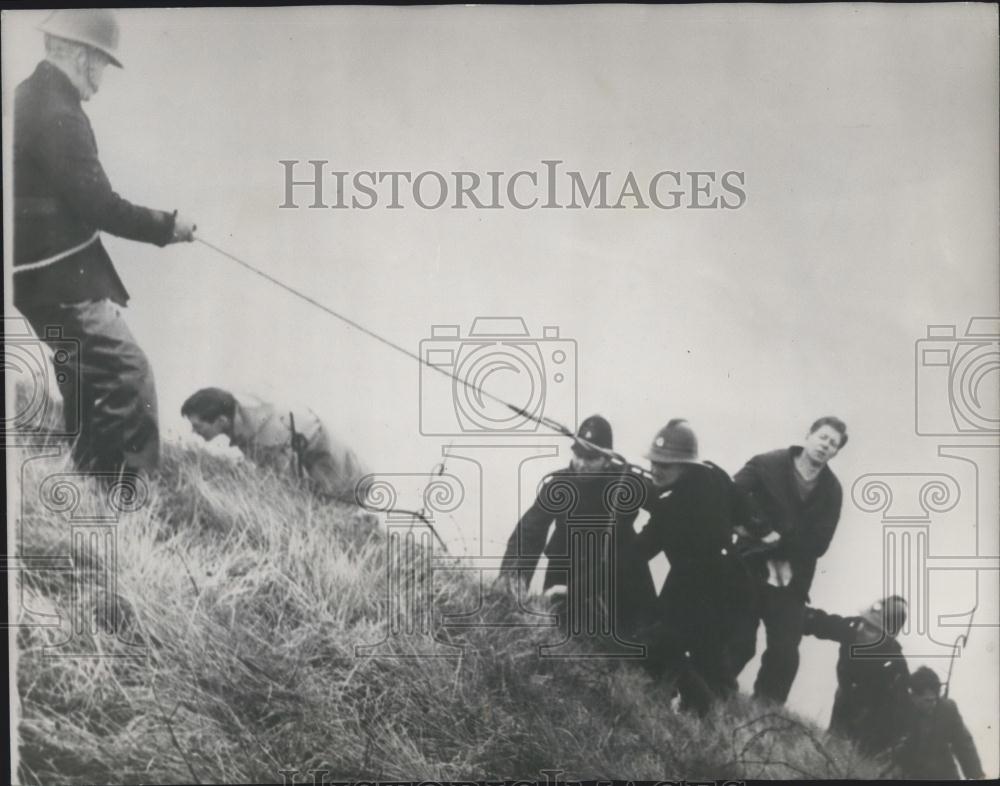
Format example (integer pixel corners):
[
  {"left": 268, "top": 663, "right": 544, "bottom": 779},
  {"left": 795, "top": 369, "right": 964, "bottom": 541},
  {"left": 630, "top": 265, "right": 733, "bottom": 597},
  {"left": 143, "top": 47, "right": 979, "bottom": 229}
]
[{"left": 12, "top": 443, "right": 884, "bottom": 783}]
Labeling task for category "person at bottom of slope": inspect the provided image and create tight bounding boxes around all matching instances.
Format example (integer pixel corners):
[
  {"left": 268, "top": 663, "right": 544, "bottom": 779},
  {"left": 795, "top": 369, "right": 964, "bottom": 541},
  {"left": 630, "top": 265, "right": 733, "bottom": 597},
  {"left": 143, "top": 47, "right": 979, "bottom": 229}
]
[
  {"left": 622, "top": 419, "right": 756, "bottom": 715},
  {"left": 896, "top": 666, "right": 985, "bottom": 780},
  {"left": 802, "top": 595, "right": 911, "bottom": 760},
  {"left": 182, "top": 387, "right": 371, "bottom": 504},
  {"left": 498, "top": 415, "right": 657, "bottom": 639}
]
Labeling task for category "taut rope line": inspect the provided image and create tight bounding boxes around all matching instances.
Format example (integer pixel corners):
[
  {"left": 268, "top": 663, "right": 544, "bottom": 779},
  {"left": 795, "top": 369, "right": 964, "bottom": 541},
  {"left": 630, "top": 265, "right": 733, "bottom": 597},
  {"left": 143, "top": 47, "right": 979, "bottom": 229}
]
[{"left": 193, "top": 235, "right": 642, "bottom": 473}]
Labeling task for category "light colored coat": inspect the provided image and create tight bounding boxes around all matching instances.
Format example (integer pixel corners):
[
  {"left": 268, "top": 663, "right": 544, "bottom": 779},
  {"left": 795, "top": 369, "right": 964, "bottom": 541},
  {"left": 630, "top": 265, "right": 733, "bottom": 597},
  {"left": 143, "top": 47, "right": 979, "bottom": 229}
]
[{"left": 229, "top": 393, "right": 371, "bottom": 502}]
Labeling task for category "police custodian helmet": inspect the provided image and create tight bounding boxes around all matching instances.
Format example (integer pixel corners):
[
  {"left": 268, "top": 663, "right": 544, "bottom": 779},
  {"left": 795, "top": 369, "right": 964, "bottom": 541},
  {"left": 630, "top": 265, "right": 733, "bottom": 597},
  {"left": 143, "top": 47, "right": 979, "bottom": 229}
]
[
  {"left": 572, "top": 414, "right": 613, "bottom": 457},
  {"left": 646, "top": 418, "right": 700, "bottom": 464},
  {"left": 39, "top": 9, "right": 123, "bottom": 68}
]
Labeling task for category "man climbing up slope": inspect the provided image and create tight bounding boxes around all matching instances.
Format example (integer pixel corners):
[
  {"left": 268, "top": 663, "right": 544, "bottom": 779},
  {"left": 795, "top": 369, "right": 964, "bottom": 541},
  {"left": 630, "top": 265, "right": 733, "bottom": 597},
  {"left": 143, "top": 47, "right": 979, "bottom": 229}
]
[{"left": 182, "top": 387, "right": 372, "bottom": 504}]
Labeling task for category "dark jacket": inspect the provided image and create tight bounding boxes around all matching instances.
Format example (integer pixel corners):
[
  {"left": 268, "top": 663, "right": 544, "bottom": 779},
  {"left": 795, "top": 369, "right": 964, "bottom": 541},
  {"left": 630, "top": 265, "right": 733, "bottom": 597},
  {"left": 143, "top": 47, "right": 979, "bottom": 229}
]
[
  {"left": 500, "top": 466, "right": 656, "bottom": 631},
  {"left": 629, "top": 462, "right": 754, "bottom": 648},
  {"left": 897, "top": 697, "right": 985, "bottom": 780},
  {"left": 733, "top": 446, "right": 842, "bottom": 600},
  {"left": 13, "top": 61, "right": 175, "bottom": 311},
  {"left": 804, "top": 608, "right": 911, "bottom": 757}
]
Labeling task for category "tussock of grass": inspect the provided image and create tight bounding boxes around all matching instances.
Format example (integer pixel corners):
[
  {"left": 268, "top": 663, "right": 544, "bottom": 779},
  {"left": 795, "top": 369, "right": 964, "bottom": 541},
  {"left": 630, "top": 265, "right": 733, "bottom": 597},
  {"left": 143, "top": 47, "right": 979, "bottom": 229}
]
[{"left": 12, "top": 442, "right": 883, "bottom": 783}]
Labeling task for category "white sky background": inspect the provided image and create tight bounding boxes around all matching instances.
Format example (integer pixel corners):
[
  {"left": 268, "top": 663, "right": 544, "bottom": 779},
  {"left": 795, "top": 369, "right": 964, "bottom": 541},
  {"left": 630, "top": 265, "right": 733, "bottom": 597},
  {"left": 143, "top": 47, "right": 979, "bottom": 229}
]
[{"left": 4, "top": 4, "right": 999, "bottom": 776}]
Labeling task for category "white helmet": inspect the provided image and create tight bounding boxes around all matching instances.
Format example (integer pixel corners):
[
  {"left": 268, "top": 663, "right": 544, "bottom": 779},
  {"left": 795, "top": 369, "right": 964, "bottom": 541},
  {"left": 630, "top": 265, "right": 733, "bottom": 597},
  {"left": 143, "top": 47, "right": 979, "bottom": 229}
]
[{"left": 39, "top": 9, "right": 123, "bottom": 68}]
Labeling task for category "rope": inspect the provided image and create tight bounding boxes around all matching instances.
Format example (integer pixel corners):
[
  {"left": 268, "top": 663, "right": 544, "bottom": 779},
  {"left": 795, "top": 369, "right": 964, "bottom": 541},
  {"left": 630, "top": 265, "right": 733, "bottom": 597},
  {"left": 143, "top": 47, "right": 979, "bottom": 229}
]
[
  {"left": 13, "top": 231, "right": 100, "bottom": 273},
  {"left": 196, "top": 236, "right": 517, "bottom": 410},
  {"left": 193, "top": 235, "right": 638, "bottom": 471},
  {"left": 194, "top": 237, "right": 814, "bottom": 566},
  {"left": 942, "top": 604, "right": 976, "bottom": 698}
]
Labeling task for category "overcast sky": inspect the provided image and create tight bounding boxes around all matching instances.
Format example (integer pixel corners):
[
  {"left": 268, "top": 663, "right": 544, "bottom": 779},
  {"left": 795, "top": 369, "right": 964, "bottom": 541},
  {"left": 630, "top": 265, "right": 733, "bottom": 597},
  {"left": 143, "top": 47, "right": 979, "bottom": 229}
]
[{"left": 4, "top": 4, "right": 998, "bottom": 775}]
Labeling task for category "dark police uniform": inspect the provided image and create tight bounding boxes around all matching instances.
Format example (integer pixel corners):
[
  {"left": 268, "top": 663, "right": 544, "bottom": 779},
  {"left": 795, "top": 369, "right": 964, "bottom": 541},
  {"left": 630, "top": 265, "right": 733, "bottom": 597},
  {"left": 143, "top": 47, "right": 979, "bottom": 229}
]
[
  {"left": 14, "top": 60, "right": 177, "bottom": 472},
  {"left": 624, "top": 462, "right": 756, "bottom": 714},
  {"left": 803, "top": 607, "right": 911, "bottom": 759},
  {"left": 500, "top": 466, "right": 657, "bottom": 638},
  {"left": 897, "top": 696, "right": 985, "bottom": 779}
]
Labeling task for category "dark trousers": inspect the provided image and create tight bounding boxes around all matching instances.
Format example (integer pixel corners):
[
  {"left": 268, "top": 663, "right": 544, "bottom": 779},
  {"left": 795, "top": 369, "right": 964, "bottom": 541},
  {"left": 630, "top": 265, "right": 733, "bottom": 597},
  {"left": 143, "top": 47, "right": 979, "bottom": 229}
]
[
  {"left": 752, "top": 585, "right": 807, "bottom": 704},
  {"left": 641, "top": 574, "right": 747, "bottom": 715},
  {"left": 24, "top": 299, "right": 159, "bottom": 473},
  {"left": 640, "top": 618, "right": 739, "bottom": 716}
]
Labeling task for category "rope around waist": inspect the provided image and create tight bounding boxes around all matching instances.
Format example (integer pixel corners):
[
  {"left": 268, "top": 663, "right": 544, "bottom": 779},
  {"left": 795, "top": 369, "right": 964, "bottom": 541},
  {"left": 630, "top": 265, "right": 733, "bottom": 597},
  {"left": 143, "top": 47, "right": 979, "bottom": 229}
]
[{"left": 14, "top": 231, "right": 100, "bottom": 273}]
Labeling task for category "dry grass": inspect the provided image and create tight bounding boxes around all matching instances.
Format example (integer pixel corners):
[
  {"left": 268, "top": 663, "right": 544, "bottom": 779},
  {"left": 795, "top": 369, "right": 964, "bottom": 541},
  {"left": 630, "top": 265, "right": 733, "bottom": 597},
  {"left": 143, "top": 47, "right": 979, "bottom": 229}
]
[{"left": 11, "top": 440, "right": 884, "bottom": 783}]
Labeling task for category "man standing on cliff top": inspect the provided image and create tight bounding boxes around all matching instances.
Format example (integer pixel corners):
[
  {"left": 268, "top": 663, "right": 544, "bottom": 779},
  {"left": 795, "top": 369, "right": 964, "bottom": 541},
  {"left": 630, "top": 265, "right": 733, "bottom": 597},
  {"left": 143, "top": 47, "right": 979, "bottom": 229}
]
[{"left": 13, "top": 9, "right": 197, "bottom": 473}]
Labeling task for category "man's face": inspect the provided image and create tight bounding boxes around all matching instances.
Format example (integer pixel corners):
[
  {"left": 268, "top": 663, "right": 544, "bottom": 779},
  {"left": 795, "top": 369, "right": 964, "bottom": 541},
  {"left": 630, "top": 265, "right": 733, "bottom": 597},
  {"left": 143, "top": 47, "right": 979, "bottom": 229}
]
[
  {"left": 76, "top": 47, "right": 110, "bottom": 100},
  {"left": 803, "top": 425, "right": 843, "bottom": 465},
  {"left": 912, "top": 688, "right": 939, "bottom": 715},
  {"left": 650, "top": 461, "right": 685, "bottom": 489},
  {"left": 187, "top": 414, "right": 229, "bottom": 442},
  {"left": 570, "top": 452, "right": 607, "bottom": 474}
]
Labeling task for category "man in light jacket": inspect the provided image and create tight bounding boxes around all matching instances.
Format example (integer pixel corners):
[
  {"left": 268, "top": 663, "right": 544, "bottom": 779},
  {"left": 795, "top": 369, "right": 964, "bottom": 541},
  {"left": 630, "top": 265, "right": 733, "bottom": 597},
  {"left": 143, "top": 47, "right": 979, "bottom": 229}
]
[{"left": 182, "top": 387, "right": 372, "bottom": 504}]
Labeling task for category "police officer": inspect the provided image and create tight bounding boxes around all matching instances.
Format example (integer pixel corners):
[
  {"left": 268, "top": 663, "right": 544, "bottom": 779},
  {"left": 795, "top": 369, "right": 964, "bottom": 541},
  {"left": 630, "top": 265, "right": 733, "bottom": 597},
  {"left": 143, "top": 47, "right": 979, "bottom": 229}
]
[
  {"left": 499, "top": 415, "right": 656, "bottom": 637},
  {"left": 803, "top": 596, "right": 912, "bottom": 758},
  {"left": 13, "top": 10, "right": 196, "bottom": 473},
  {"left": 624, "top": 419, "right": 755, "bottom": 714},
  {"left": 897, "top": 667, "right": 985, "bottom": 780}
]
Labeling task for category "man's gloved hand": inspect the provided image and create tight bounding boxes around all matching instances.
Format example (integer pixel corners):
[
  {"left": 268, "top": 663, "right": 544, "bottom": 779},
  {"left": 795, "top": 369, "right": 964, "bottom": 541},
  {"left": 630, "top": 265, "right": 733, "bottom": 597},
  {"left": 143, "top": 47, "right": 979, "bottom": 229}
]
[{"left": 170, "top": 211, "right": 197, "bottom": 243}]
